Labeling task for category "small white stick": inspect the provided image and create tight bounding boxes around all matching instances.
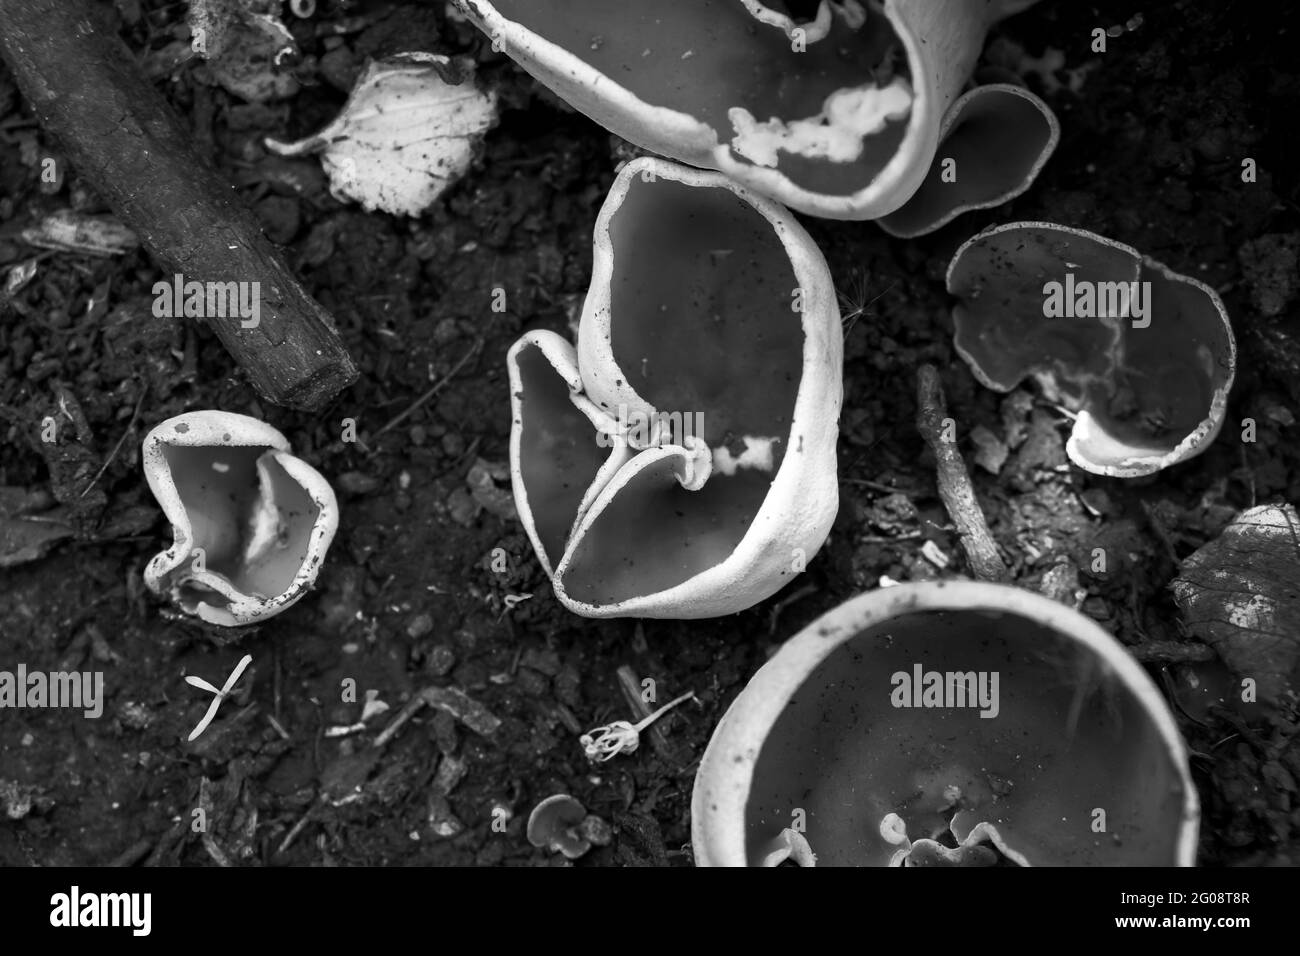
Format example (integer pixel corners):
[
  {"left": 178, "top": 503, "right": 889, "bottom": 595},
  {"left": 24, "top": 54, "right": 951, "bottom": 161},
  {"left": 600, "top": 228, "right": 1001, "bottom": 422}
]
[{"left": 186, "top": 654, "right": 253, "bottom": 741}]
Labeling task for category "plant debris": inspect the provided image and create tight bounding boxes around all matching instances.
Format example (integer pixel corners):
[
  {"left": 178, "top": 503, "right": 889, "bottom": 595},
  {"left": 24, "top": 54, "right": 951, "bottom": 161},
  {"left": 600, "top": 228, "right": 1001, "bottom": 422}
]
[
  {"left": 266, "top": 53, "right": 498, "bottom": 216},
  {"left": 1172, "top": 503, "right": 1300, "bottom": 708}
]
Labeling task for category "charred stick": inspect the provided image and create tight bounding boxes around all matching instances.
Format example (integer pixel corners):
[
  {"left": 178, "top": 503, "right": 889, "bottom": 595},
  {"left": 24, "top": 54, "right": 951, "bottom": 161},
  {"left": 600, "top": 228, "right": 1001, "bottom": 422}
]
[{"left": 0, "top": 0, "right": 357, "bottom": 410}]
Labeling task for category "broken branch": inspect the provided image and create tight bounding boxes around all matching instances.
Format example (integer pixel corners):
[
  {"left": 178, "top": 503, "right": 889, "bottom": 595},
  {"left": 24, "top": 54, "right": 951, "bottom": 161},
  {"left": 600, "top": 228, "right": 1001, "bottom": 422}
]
[
  {"left": 0, "top": 0, "right": 357, "bottom": 410},
  {"left": 915, "top": 364, "right": 1009, "bottom": 582}
]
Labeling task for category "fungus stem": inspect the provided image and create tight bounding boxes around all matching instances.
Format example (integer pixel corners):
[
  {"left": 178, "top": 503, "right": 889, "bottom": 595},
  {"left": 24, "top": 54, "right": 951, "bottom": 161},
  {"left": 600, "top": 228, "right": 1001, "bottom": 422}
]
[
  {"left": 579, "top": 690, "right": 696, "bottom": 762},
  {"left": 632, "top": 690, "right": 697, "bottom": 732}
]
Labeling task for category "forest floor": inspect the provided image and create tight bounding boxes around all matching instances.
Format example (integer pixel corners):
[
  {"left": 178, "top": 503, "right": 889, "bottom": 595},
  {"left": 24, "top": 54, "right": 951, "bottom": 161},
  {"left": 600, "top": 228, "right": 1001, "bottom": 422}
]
[{"left": 1, "top": 0, "right": 1298, "bottom": 866}]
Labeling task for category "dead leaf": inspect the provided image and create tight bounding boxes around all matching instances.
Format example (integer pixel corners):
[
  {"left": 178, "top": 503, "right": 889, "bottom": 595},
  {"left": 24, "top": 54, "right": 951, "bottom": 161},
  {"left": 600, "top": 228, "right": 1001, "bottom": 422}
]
[
  {"left": 189, "top": 0, "right": 299, "bottom": 102},
  {"left": 5, "top": 259, "right": 38, "bottom": 296},
  {"left": 265, "top": 53, "right": 498, "bottom": 216},
  {"left": 0, "top": 487, "right": 74, "bottom": 568},
  {"left": 21, "top": 210, "right": 137, "bottom": 257},
  {"left": 467, "top": 457, "right": 517, "bottom": 521},
  {"left": 421, "top": 686, "right": 501, "bottom": 736},
  {"left": 970, "top": 424, "right": 1009, "bottom": 475},
  {"left": 0, "top": 779, "right": 54, "bottom": 820},
  {"left": 1171, "top": 503, "right": 1300, "bottom": 706}
]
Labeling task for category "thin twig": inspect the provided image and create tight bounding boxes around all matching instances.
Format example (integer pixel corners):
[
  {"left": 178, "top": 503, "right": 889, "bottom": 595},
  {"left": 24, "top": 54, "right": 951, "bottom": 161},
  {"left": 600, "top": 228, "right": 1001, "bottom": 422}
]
[
  {"left": 843, "top": 477, "right": 923, "bottom": 495},
  {"left": 79, "top": 381, "right": 146, "bottom": 497},
  {"left": 277, "top": 803, "right": 318, "bottom": 856},
  {"left": 372, "top": 692, "right": 428, "bottom": 749},
  {"left": 107, "top": 837, "right": 153, "bottom": 868},
  {"left": 768, "top": 582, "right": 818, "bottom": 636},
  {"left": 273, "top": 642, "right": 283, "bottom": 724},
  {"left": 201, "top": 834, "right": 231, "bottom": 867},
  {"left": 1128, "top": 640, "right": 1216, "bottom": 664},
  {"left": 1208, "top": 704, "right": 1271, "bottom": 756},
  {"left": 915, "top": 365, "right": 1008, "bottom": 582},
  {"left": 616, "top": 664, "right": 675, "bottom": 759},
  {"left": 371, "top": 338, "right": 483, "bottom": 442}
]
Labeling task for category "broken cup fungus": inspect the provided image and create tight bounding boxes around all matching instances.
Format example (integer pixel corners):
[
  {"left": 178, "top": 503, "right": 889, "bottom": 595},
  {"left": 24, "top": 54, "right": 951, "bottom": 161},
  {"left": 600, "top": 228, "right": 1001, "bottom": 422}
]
[
  {"left": 508, "top": 157, "right": 842, "bottom": 618},
  {"left": 143, "top": 411, "right": 339, "bottom": 627},
  {"left": 947, "top": 222, "right": 1236, "bottom": 477},
  {"left": 691, "top": 581, "right": 1198, "bottom": 866},
  {"left": 453, "top": 0, "right": 1054, "bottom": 223},
  {"left": 877, "top": 83, "right": 1059, "bottom": 238}
]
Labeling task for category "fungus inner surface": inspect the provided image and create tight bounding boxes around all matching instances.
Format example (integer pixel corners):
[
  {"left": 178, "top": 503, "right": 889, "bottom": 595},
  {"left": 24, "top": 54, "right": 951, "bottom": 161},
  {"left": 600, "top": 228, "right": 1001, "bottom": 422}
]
[
  {"left": 744, "top": 608, "right": 1188, "bottom": 866},
  {"left": 605, "top": 176, "right": 803, "bottom": 456},
  {"left": 558, "top": 176, "right": 806, "bottom": 607},
  {"left": 515, "top": 345, "right": 610, "bottom": 568},
  {"left": 880, "top": 87, "right": 1054, "bottom": 236},
  {"left": 560, "top": 453, "right": 777, "bottom": 606},
  {"left": 950, "top": 227, "right": 1233, "bottom": 468},
  {"left": 1090, "top": 263, "right": 1229, "bottom": 457},
  {"left": 491, "top": 0, "right": 910, "bottom": 194},
  {"left": 162, "top": 444, "right": 320, "bottom": 609}
]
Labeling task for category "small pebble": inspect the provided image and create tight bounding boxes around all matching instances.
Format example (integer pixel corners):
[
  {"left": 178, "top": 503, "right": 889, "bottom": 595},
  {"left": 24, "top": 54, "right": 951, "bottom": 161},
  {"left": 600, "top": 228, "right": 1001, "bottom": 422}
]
[
  {"left": 337, "top": 471, "right": 381, "bottom": 495},
  {"left": 407, "top": 613, "right": 435, "bottom": 639},
  {"left": 427, "top": 644, "right": 456, "bottom": 676}
]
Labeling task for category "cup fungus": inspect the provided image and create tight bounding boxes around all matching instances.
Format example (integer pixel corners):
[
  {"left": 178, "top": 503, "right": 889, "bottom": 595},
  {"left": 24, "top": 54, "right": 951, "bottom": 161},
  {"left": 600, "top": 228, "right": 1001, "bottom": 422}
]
[
  {"left": 452, "top": 0, "right": 1054, "bottom": 224},
  {"left": 947, "top": 222, "right": 1236, "bottom": 477},
  {"left": 691, "top": 581, "right": 1199, "bottom": 866},
  {"left": 508, "top": 157, "right": 842, "bottom": 618},
  {"left": 527, "top": 794, "right": 610, "bottom": 859},
  {"left": 143, "top": 411, "right": 339, "bottom": 627}
]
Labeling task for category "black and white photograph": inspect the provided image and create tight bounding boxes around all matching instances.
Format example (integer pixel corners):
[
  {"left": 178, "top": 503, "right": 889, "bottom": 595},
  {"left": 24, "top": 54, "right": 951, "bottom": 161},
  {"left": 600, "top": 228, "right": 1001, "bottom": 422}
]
[{"left": 0, "top": 0, "right": 1293, "bottom": 929}]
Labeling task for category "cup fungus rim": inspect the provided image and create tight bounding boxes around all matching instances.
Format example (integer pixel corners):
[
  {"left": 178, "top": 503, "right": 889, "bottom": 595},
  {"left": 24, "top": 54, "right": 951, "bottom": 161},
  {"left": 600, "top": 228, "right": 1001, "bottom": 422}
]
[
  {"left": 689, "top": 580, "right": 1200, "bottom": 866},
  {"left": 877, "top": 82, "right": 1060, "bottom": 239},
  {"left": 454, "top": 0, "right": 722, "bottom": 164},
  {"left": 506, "top": 329, "right": 632, "bottom": 578},
  {"left": 453, "top": 0, "right": 1011, "bottom": 220}
]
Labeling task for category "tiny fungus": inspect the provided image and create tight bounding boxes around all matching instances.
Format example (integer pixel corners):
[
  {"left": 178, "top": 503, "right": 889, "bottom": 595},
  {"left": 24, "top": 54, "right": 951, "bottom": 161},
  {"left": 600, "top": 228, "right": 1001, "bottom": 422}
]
[
  {"left": 453, "top": 0, "right": 1055, "bottom": 224},
  {"left": 527, "top": 794, "right": 610, "bottom": 860},
  {"left": 580, "top": 690, "right": 696, "bottom": 762},
  {"left": 508, "top": 157, "right": 842, "bottom": 618},
  {"left": 947, "top": 222, "right": 1236, "bottom": 477},
  {"left": 143, "top": 411, "right": 339, "bottom": 627},
  {"left": 691, "top": 581, "right": 1199, "bottom": 866}
]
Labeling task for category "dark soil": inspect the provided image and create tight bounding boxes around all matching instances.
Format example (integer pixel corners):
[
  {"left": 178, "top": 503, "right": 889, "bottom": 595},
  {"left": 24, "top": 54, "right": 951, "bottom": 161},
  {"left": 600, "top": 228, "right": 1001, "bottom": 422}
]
[{"left": 1, "top": 0, "right": 1298, "bottom": 866}]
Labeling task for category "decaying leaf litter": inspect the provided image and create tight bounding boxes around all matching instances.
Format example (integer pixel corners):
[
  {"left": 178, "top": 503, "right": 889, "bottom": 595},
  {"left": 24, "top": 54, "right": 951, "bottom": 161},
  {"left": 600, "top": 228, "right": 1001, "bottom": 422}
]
[{"left": 0, "top": 0, "right": 1298, "bottom": 866}]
